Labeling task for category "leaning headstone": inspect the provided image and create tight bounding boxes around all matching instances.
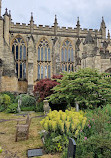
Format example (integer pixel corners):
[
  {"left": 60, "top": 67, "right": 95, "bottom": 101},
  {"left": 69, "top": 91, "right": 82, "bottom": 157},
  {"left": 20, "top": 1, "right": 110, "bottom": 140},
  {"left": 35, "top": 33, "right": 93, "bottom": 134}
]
[
  {"left": 76, "top": 102, "right": 79, "bottom": 112},
  {"left": 67, "top": 138, "right": 76, "bottom": 158},
  {"left": 27, "top": 149, "right": 43, "bottom": 157},
  {"left": 43, "top": 100, "right": 50, "bottom": 114},
  {"left": 17, "top": 99, "right": 21, "bottom": 113},
  {"left": 17, "top": 95, "right": 22, "bottom": 113}
]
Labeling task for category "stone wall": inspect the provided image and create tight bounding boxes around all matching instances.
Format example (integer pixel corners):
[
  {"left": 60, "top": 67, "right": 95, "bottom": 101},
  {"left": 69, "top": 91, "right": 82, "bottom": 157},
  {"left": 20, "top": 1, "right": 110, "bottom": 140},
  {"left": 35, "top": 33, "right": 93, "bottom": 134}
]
[{"left": 1, "top": 76, "right": 18, "bottom": 92}]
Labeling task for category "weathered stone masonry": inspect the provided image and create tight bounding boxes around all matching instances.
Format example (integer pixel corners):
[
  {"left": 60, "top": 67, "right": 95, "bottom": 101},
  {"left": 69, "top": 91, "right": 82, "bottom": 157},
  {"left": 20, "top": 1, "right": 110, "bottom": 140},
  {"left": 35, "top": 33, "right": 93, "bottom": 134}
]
[{"left": 0, "top": 0, "right": 111, "bottom": 93}]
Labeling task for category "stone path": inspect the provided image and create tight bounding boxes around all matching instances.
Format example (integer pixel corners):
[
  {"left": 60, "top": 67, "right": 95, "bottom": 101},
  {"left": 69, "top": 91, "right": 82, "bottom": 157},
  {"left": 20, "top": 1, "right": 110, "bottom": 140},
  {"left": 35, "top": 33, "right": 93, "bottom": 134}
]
[
  {"left": 0, "top": 115, "right": 46, "bottom": 123},
  {"left": 0, "top": 119, "right": 15, "bottom": 123}
]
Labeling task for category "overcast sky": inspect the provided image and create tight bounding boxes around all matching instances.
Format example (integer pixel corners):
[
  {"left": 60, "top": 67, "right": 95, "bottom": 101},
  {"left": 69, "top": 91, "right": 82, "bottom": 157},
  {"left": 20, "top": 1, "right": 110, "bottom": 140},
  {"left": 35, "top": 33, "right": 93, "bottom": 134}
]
[{"left": 1, "top": 0, "right": 111, "bottom": 34}]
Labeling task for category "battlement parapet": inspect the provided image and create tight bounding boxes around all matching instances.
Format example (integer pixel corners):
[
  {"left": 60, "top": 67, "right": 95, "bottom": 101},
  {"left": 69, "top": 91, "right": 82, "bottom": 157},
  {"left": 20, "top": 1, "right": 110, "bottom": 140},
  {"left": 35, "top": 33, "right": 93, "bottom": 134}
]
[
  {"left": 81, "top": 28, "right": 88, "bottom": 32},
  {"left": 80, "top": 28, "right": 101, "bottom": 37},
  {"left": 57, "top": 26, "right": 77, "bottom": 33},
  {"left": 11, "top": 22, "right": 30, "bottom": 28},
  {"left": 10, "top": 22, "right": 102, "bottom": 38}
]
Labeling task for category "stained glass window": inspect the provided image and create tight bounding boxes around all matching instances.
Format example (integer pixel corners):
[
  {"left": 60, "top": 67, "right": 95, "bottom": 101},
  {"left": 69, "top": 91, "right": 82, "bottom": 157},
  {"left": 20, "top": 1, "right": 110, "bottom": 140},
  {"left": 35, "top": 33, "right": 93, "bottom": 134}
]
[
  {"left": 41, "top": 47, "right": 43, "bottom": 61},
  {"left": 61, "top": 39, "right": 74, "bottom": 72},
  {"left": 45, "top": 65, "right": 47, "bottom": 78},
  {"left": 16, "top": 46, "right": 18, "bottom": 60},
  {"left": 48, "top": 48, "right": 50, "bottom": 61},
  {"left": 61, "top": 48, "right": 64, "bottom": 61},
  {"left": 37, "top": 38, "right": 51, "bottom": 79},
  {"left": 23, "top": 63, "right": 26, "bottom": 79},
  {"left": 48, "top": 65, "right": 51, "bottom": 78},
  {"left": 12, "top": 36, "right": 27, "bottom": 79},
  {"left": 45, "top": 48, "right": 47, "bottom": 61},
  {"left": 20, "top": 63, "right": 22, "bottom": 78},
  {"left": 23, "top": 46, "right": 26, "bottom": 60},
  {"left": 38, "top": 65, "right": 40, "bottom": 79},
  {"left": 20, "top": 46, "right": 22, "bottom": 60},
  {"left": 41, "top": 66, "right": 43, "bottom": 79},
  {"left": 38, "top": 47, "right": 40, "bottom": 61}
]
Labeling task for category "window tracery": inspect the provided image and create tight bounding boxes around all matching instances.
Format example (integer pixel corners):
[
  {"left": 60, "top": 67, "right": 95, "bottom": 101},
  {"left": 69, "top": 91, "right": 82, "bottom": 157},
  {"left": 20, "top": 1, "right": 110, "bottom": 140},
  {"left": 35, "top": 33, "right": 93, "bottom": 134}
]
[
  {"left": 12, "top": 36, "right": 27, "bottom": 80},
  {"left": 61, "top": 40, "right": 74, "bottom": 72},
  {"left": 37, "top": 38, "right": 51, "bottom": 79}
]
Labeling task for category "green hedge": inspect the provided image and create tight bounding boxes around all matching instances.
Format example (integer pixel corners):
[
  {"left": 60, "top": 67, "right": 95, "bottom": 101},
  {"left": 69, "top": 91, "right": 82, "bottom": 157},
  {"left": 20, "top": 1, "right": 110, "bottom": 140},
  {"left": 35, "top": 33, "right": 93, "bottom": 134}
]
[{"left": 16, "top": 94, "right": 36, "bottom": 107}]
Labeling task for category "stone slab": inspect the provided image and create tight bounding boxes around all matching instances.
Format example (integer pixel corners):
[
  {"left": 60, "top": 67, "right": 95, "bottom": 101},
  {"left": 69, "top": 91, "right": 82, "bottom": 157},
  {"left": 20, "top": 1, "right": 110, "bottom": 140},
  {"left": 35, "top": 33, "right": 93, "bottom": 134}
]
[{"left": 27, "top": 149, "right": 43, "bottom": 157}]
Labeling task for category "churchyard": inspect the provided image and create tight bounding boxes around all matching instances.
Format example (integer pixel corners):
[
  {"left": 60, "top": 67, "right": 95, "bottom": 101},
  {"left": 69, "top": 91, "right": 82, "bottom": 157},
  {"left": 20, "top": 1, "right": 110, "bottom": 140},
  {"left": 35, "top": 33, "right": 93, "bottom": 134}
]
[{"left": 0, "top": 68, "right": 111, "bottom": 158}]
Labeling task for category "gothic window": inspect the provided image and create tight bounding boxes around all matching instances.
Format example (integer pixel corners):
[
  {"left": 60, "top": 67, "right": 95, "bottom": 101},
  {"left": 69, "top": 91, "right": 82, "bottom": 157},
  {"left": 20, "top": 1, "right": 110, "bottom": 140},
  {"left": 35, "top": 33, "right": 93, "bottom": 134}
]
[
  {"left": 12, "top": 36, "right": 27, "bottom": 80},
  {"left": 61, "top": 39, "right": 74, "bottom": 72},
  {"left": 37, "top": 38, "right": 51, "bottom": 79}
]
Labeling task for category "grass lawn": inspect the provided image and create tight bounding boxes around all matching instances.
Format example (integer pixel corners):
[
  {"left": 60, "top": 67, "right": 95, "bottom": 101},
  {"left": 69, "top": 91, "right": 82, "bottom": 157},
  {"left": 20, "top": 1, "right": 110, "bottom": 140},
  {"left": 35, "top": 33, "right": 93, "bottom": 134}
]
[{"left": 0, "top": 112, "right": 61, "bottom": 158}]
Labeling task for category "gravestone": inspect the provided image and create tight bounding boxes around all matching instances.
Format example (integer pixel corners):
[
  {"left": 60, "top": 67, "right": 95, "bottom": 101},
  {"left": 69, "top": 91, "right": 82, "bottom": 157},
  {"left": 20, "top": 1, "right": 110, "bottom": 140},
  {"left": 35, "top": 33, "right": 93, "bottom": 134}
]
[
  {"left": 27, "top": 149, "right": 43, "bottom": 157},
  {"left": 17, "top": 95, "right": 22, "bottom": 113},
  {"left": 67, "top": 138, "right": 76, "bottom": 158},
  {"left": 43, "top": 100, "right": 50, "bottom": 114},
  {"left": 76, "top": 102, "right": 79, "bottom": 112}
]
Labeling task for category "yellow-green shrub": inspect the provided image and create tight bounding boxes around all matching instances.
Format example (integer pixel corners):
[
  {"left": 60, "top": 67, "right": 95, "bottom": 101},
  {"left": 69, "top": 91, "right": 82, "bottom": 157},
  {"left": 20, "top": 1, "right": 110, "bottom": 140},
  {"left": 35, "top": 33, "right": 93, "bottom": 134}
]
[
  {"left": 3, "top": 94, "right": 11, "bottom": 106},
  {"left": 41, "top": 109, "right": 87, "bottom": 138},
  {"left": 0, "top": 94, "right": 11, "bottom": 111}
]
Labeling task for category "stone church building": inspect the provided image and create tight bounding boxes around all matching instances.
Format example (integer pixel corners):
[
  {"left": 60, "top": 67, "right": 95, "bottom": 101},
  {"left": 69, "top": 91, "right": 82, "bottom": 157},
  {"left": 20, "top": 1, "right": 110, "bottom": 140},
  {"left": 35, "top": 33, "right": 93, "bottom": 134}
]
[{"left": 0, "top": 0, "right": 111, "bottom": 93}]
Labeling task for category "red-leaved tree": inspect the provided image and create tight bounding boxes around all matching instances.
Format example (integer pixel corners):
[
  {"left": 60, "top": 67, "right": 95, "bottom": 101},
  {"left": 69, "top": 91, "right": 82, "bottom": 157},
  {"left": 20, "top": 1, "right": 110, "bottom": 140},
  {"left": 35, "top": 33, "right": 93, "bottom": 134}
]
[{"left": 33, "top": 75, "right": 63, "bottom": 102}]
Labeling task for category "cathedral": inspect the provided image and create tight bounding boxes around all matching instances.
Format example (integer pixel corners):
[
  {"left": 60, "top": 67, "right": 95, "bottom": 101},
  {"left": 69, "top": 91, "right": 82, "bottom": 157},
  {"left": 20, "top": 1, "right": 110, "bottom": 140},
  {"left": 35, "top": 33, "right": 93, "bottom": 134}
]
[{"left": 0, "top": 0, "right": 111, "bottom": 94}]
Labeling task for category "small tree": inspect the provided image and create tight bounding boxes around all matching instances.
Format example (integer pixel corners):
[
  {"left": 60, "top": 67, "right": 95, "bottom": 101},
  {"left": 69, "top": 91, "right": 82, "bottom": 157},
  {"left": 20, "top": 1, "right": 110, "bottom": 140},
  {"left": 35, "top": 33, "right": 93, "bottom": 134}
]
[
  {"left": 33, "top": 75, "right": 63, "bottom": 101},
  {"left": 48, "top": 68, "right": 111, "bottom": 109}
]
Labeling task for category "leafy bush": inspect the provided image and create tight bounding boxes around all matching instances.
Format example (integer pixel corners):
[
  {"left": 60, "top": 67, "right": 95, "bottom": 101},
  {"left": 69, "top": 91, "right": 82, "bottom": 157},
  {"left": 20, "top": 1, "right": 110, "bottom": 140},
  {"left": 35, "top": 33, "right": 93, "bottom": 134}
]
[
  {"left": 33, "top": 75, "right": 63, "bottom": 102},
  {"left": 75, "top": 105, "right": 111, "bottom": 158},
  {"left": 40, "top": 109, "right": 87, "bottom": 153},
  {"left": 48, "top": 68, "right": 111, "bottom": 109},
  {"left": 6, "top": 103, "right": 18, "bottom": 113},
  {"left": 0, "top": 94, "right": 11, "bottom": 111},
  {"left": 102, "top": 104, "right": 111, "bottom": 116},
  {"left": 76, "top": 133, "right": 111, "bottom": 158},
  {"left": 61, "top": 105, "right": 111, "bottom": 158},
  {"left": 15, "top": 94, "right": 36, "bottom": 107},
  {"left": 1, "top": 92, "right": 16, "bottom": 103},
  {"left": 44, "top": 133, "right": 68, "bottom": 153},
  {"left": 35, "top": 101, "right": 44, "bottom": 112},
  {"left": 41, "top": 109, "right": 87, "bottom": 136},
  {"left": 0, "top": 105, "right": 6, "bottom": 112}
]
